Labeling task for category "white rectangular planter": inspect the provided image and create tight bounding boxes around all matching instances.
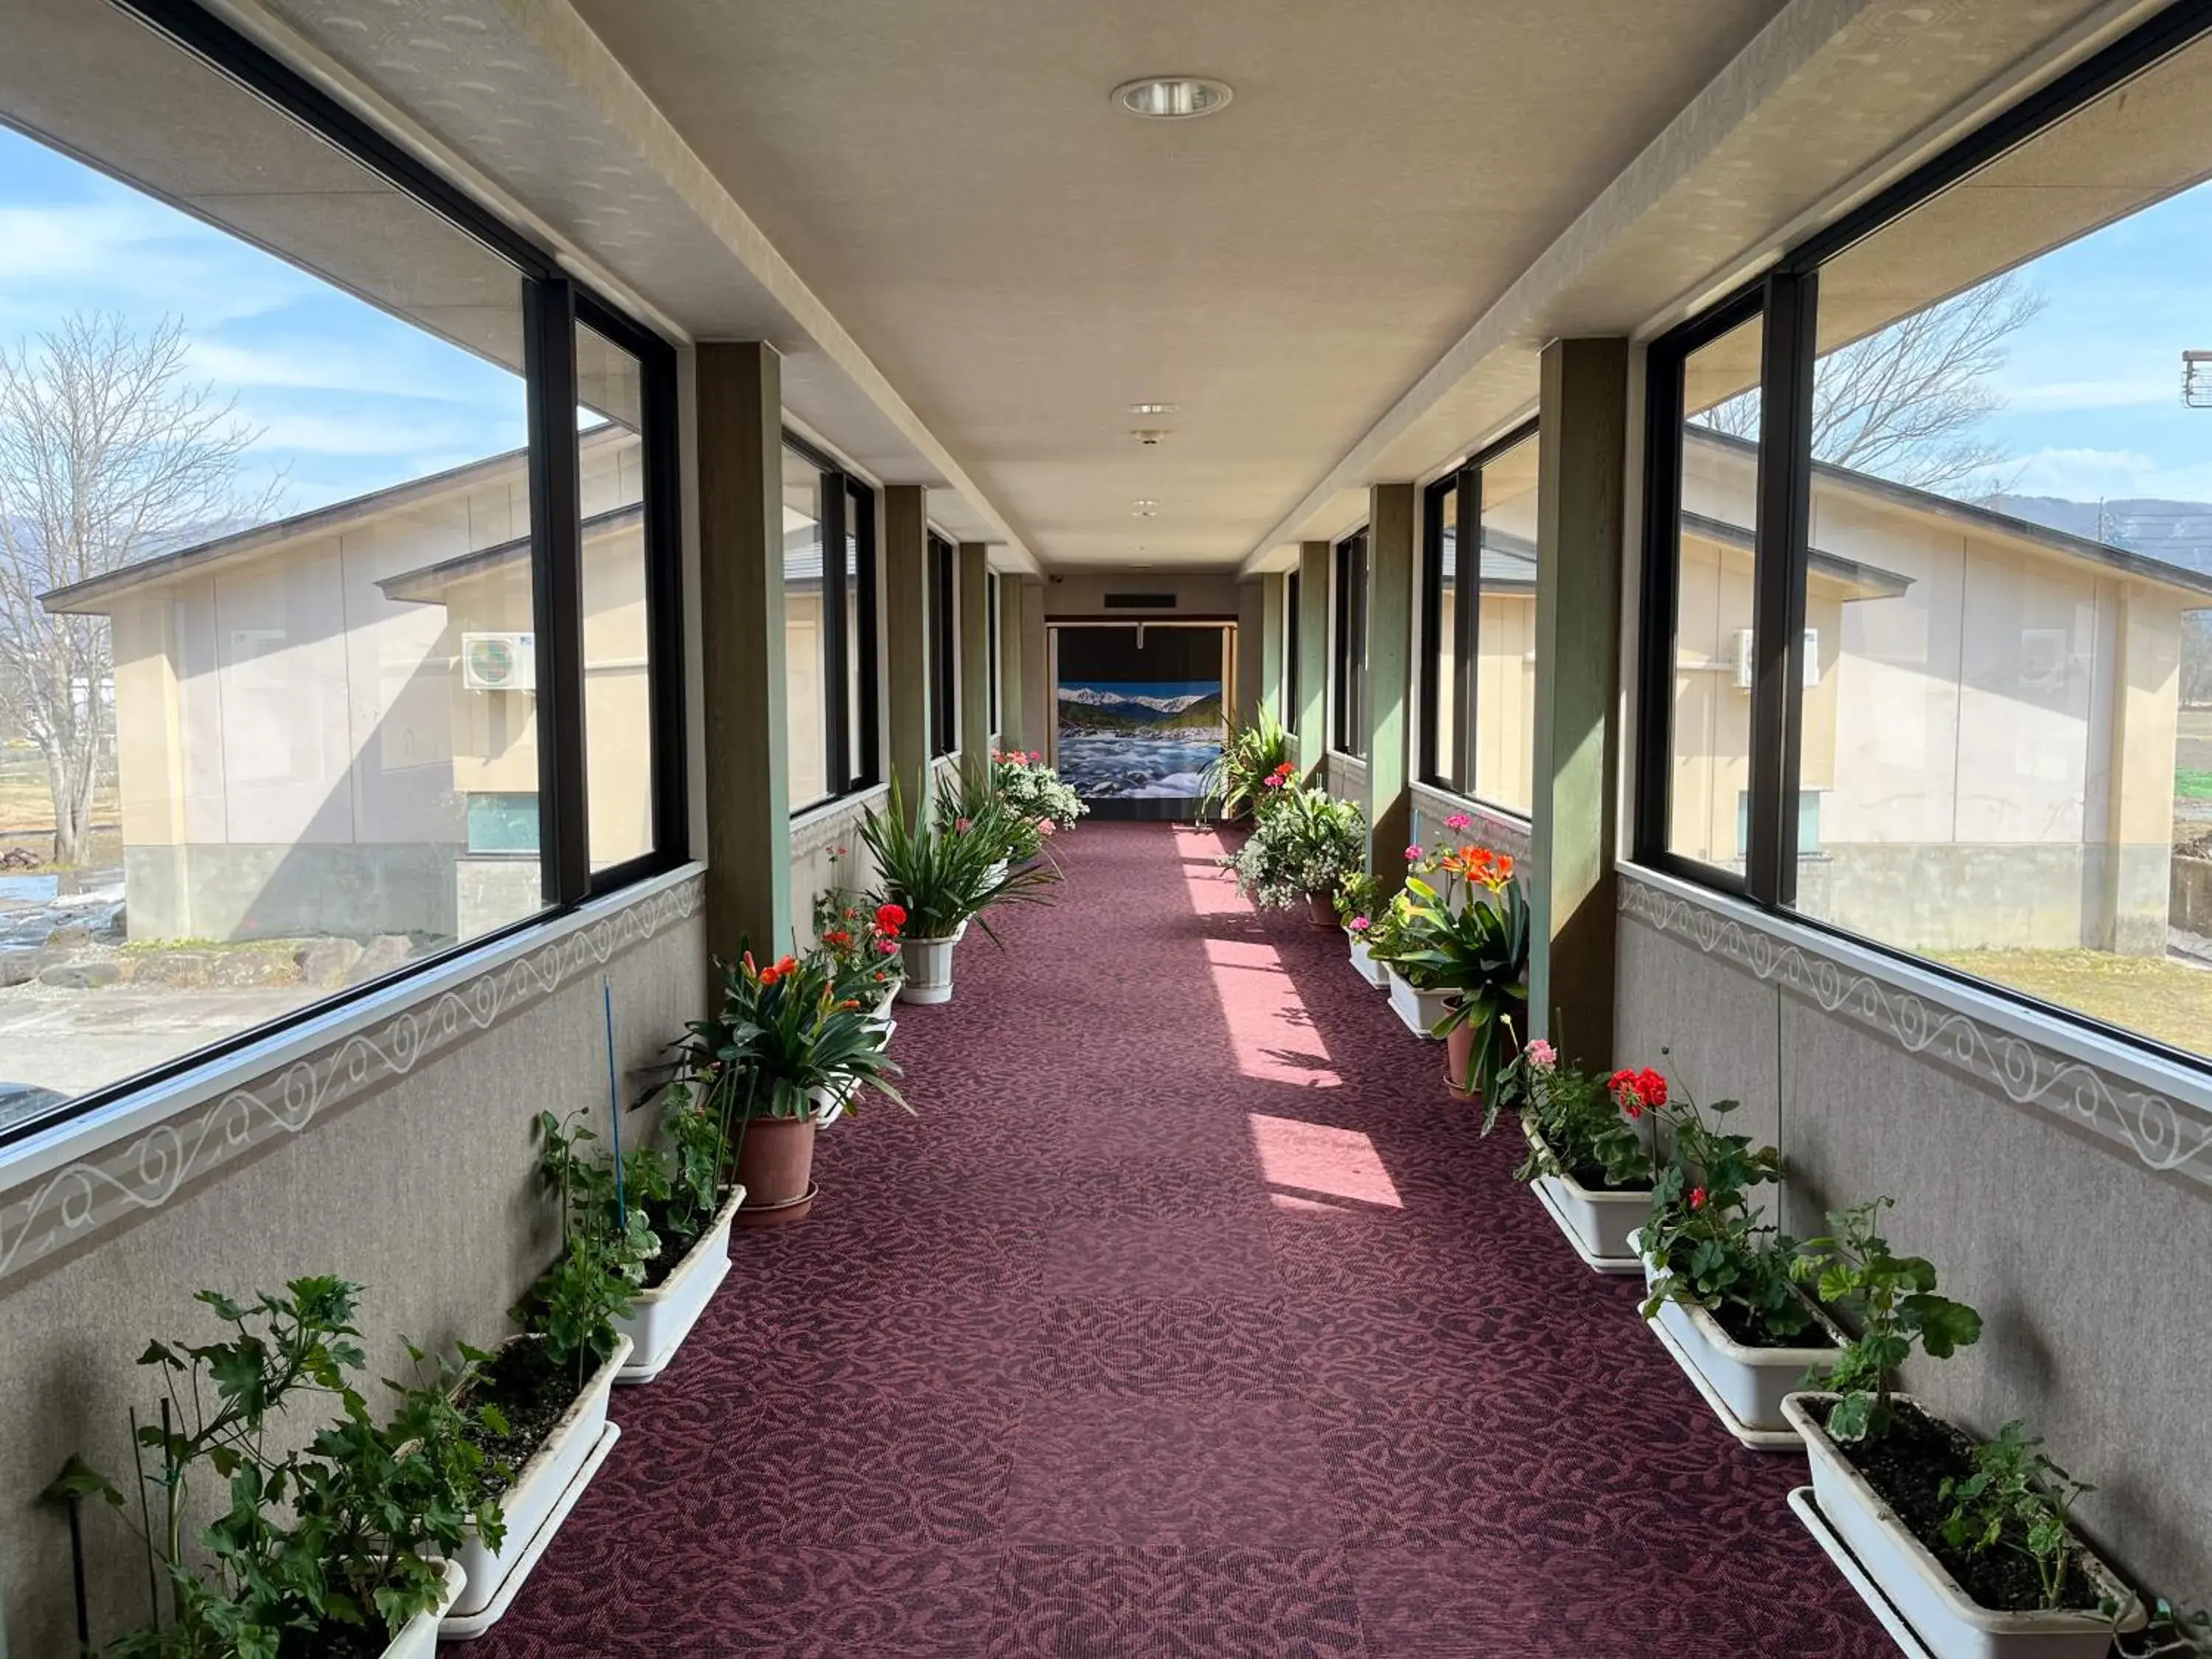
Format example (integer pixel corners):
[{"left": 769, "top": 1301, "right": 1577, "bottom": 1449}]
[
  {"left": 1521, "top": 1122, "right": 1647, "bottom": 1270},
  {"left": 1346, "top": 929, "right": 1388, "bottom": 989},
  {"left": 614, "top": 1188, "right": 742, "bottom": 1385},
  {"left": 447, "top": 1335, "right": 632, "bottom": 1629},
  {"left": 1384, "top": 966, "right": 1453, "bottom": 1038},
  {"left": 1781, "top": 1393, "right": 2145, "bottom": 1659},
  {"left": 383, "top": 1559, "right": 466, "bottom": 1659},
  {"left": 1639, "top": 1256, "right": 1840, "bottom": 1442}
]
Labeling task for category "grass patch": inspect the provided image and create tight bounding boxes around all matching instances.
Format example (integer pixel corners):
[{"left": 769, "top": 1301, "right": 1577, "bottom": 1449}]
[
  {"left": 2177, "top": 768, "right": 2212, "bottom": 801},
  {"left": 1935, "top": 948, "right": 2212, "bottom": 1056}
]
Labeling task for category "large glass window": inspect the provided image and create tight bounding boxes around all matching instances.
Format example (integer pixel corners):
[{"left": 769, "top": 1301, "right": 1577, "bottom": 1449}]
[
  {"left": 1285, "top": 569, "right": 1302, "bottom": 733},
  {"left": 1332, "top": 529, "right": 1368, "bottom": 757},
  {"left": 987, "top": 571, "right": 1002, "bottom": 735},
  {"left": 1783, "top": 25, "right": 2212, "bottom": 1060},
  {"left": 1421, "top": 473, "right": 1464, "bottom": 789},
  {"left": 1641, "top": 13, "right": 2212, "bottom": 1066},
  {"left": 1655, "top": 307, "right": 1767, "bottom": 876},
  {"left": 781, "top": 445, "right": 878, "bottom": 811},
  {"left": 0, "top": 0, "right": 679, "bottom": 1138},
  {"left": 928, "top": 534, "right": 957, "bottom": 758}
]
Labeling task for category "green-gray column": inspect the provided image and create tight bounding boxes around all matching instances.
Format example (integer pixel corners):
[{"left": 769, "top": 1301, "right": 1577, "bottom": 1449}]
[
  {"left": 1528, "top": 337, "right": 1627, "bottom": 1069},
  {"left": 1259, "top": 572, "right": 1287, "bottom": 721},
  {"left": 997, "top": 575, "right": 1026, "bottom": 750},
  {"left": 1295, "top": 539, "right": 1329, "bottom": 779},
  {"left": 883, "top": 484, "right": 933, "bottom": 816},
  {"left": 697, "top": 341, "right": 788, "bottom": 958},
  {"left": 1363, "top": 483, "right": 1416, "bottom": 895},
  {"left": 1234, "top": 577, "right": 1265, "bottom": 728},
  {"left": 959, "top": 541, "right": 992, "bottom": 782}
]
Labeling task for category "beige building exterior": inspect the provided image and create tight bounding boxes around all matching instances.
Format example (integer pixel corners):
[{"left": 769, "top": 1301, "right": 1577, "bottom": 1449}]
[
  {"left": 1453, "top": 427, "right": 2212, "bottom": 956},
  {"left": 43, "top": 427, "right": 655, "bottom": 944}
]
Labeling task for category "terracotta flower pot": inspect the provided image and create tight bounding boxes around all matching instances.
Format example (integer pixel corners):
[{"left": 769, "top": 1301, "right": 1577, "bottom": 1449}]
[
  {"left": 1304, "top": 889, "right": 1339, "bottom": 929},
  {"left": 733, "top": 1113, "right": 817, "bottom": 1223},
  {"left": 1444, "top": 1022, "right": 1475, "bottom": 1096}
]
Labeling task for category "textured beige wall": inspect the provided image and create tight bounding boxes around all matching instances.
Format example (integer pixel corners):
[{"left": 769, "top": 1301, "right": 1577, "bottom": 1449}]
[
  {"left": 1614, "top": 907, "right": 2212, "bottom": 1596},
  {"left": 0, "top": 912, "right": 706, "bottom": 1654},
  {"left": 788, "top": 787, "right": 887, "bottom": 955}
]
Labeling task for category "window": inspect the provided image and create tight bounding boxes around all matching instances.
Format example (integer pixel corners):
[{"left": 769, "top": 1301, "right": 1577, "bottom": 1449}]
[
  {"left": 928, "top": 533, "right": 957, "bottom": 758},
  {"left": 1420, "top": 423, "right": 1541, "bottom": 810},
  {"left": 0, "top": 0, "right": 681, "bottom": 1143},
  {"left": 1332, "top": 529, "right": 1368, "bottom": 756},
  {"left": 781, "top": 441, "right": 877, "bottom": 810},
  {"left": 1286, "top": 570, "right": 1302, "bottom": 732},
  {"left": 1639, "top": 7, "right": 2212, "bottom": 1067},
  {"left": 987, "top": 571, "right": 1002, "bottom": 736}
]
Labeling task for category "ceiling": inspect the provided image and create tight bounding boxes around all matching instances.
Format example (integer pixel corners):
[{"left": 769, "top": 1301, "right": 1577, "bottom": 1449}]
[{"left": 567, "top": 0, "right": 1790, "bottom": 570}]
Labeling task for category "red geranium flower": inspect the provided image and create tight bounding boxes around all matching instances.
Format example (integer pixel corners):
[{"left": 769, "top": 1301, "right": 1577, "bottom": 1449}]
[
  {"left": 877, "top": 902, "right": 907, "bottom": 935},
  {"left": 1689, "top": 1186, "right": 1708, "bottom": 1211}
]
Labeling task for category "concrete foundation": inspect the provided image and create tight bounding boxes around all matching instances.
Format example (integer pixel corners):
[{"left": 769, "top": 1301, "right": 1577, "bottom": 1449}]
[
  {"left": 1797, "top": 840, "right": 2171, "bottom": 957},
  {"left": 124, "top": 843, "right": 464, "bottom": 945}
]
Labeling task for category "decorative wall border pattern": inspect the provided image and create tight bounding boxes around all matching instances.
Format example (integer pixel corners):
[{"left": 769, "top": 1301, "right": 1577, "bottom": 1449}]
[
  {"left": 0, "top": 872, "right": 704, "bottom": 1285},
  {"left": 1620, "top": 870, "right": 2212, "bottom": 1189}
]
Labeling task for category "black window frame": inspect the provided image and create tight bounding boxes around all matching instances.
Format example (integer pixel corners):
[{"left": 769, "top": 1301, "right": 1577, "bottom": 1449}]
[
  {"left": 1332, "top": 529, "right": 1368, "bottom": 758},
  {"left": 1285, "top": 570, "right": 1301, "bottom": 734},
  {"left": 1419, "top": 419, "right": 1538, "bottom": 801},
  {"left": 2, "top": 0, "right": 689, "bottom": 1152},
  {"left": 987, "top": 571, "right": 1001, "bottom": 737},
  {"left": 928, "top": 533, "right": 959, "bottom": 759},
  {"left": 1630, "top": 0, "right": 2212, "bottom": 1079},
  {"left": 782, "top": 434, "right": 880, "bottom": 807}
]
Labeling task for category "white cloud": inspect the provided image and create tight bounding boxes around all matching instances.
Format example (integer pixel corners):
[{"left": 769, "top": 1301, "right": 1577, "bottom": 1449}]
[
  {"left": 185, "top": 338, "right": 516, "bottom": 403},
  {"left": 246, "top": 407, "right": 518, "bottom": 460},
  {"left": 1985, "top": 446, "right": 2159, "bottom": 499},
  {"left": 2002, "top": 374, "right": 2178, "bottom": 413}
]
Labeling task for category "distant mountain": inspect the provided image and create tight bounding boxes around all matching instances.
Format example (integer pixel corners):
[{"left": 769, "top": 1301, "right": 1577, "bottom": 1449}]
[
  {"left": 1058, "top": 686, "right": 1211, "bottom": 714},
  {"left": 1990, "top": 495, "right": 2212, "bottom": 577},
  {"left": 1058, "top": 691, "right": 1225, "bottom": 734}
]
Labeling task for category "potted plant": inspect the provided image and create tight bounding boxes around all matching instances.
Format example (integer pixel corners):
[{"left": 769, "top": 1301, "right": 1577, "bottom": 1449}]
[
  {"left": 813, "top": 883, "right": 906, "bottom": 1032},
  {"left": 1364, "top": 881, "right": 1454, "bottom": 1037},
  {"left": 1225, "top": 782, "right": 1367, "bottom": 926},
  {"left": 1337, "top": 871, "right": 1388, "bottom": 988},
  {"left": 2132, "top": 1601, "right": 2212, "bottom": 1655},
  {"left": 445, "top": 1110, "right": 651, "bottom": 1634},
  {"left": 1395, "top": 844, "right": 1528, "bottom": 1099},
  {"left": 543, "top": 1094, "right": 745, "bottom": 1387},
  {"left": 1781, "top": 1199, "right": 2143, "bottom": 1656},
  {"left": 678, "top": 948, "right": 908, "bottom": 1228},
  {"left": 861, "top": 778, "right": 1055, "bottom": 1003},
  {"left": 1504, "top": 1043, "right": 1655, "bottom": 1269},
  {"left": 992, "top": 747, "right": 1087, "bottom": 850},
  {"left": 1634, "top": 1079, "right": 1842, "bottom": 1441},
  {"left": 49, "top": 1276, "right": 504, "bottom": 1659},
  {"left": 1196, "top": 706, "right": 1291, "bottom": 823}
]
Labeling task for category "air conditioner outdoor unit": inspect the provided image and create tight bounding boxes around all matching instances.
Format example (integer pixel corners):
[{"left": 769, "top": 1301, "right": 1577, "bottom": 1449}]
[
  {"left": 462, "top": 632, "right": 537, "bottom": 692},
  {"left": 1728, "top": 627, "right": 1820, "bottom": 690}
]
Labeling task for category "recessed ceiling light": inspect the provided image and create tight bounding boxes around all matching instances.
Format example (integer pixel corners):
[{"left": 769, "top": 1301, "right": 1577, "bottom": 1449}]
[
  {"left": 1113, "top": 77, "right": 1233, "bottom": 120},
  {"left": 1130, "top": 428, "right": 1168, "bottom": 445},
  {"left": 1132, "top": 501, "right": 1159, "bottom": 517},
  {"left": 1128, "top": 401, "right": 1178, "bottom": 417}
]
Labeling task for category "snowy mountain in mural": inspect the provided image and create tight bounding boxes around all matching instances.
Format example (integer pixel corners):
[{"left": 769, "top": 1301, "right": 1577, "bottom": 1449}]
[{"left": 1055, "top": 680, "right": 1224, "bottom": 799}]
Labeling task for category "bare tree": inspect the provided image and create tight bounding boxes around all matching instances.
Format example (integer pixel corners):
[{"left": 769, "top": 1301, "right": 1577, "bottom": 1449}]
[
  {"left": 1700, "top": 271, "right": 2045, "bottom": 495},
  {"left": 0, "top": 314, "right": 280, "bottom": 866}
]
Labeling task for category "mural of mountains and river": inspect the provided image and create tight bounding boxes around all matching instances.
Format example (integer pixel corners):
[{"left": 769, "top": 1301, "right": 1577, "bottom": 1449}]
[{"left": 1055, "top": 681, "right": 1225, "bottom": 799}]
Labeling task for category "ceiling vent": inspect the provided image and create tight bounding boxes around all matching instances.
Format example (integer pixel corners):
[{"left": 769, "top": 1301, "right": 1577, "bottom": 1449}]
[{"left": 1104, "top": 593, "right": 1178, "bottom": 610}]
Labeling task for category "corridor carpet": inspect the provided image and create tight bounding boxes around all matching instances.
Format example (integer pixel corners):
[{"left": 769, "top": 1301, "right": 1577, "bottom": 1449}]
[{"left": 472, "top": 821, "right": 1893, "bottom": 1657}]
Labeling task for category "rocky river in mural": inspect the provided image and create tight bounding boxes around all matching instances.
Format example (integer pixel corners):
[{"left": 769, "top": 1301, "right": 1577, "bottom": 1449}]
[{"left": 1054, "top": 682, "right": 1225, "bottom": 800}]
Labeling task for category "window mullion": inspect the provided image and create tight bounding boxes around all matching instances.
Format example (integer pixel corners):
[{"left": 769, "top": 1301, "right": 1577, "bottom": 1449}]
[
  {"left": 524, "top": 275, "right": 588, "bottom": 908},
  {"left": 1745, "top": 271, "right": 1818, "bottom": 908},
  {"left": 823, "top": 472, "right": 852, "bottom": 791},
  {"left": 1456, "top": 465, "right": 1480, "bottom": 796}
]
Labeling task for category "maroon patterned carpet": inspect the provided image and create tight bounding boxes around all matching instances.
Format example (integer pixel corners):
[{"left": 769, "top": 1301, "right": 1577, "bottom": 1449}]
[{"left": 471, "top": 821, "right": 1891, "bottom": 1657}]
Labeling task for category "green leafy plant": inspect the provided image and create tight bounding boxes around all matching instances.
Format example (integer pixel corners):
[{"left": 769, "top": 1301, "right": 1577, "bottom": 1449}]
[
  {"left": 511, "top": 1108, "right": 659, "bottom": 1392},
  {"left": 1392, "top": 849, "right": 1529, "bottom": 1105},
  {"left": 1636, "top": 1073, "right": 1815, "bottom": 1349},
  {"left": 1506, "top": 1040, "right": 1655, "bottom": 1189},
  {"left": 1335, "top": 869, "right": 1381, "bottom": 927},
  {"left": 2130, "top": 1600, "right": 2212, "bottom": 1655},
  {"left": 1226, "top": 784, "right": 1366, "bottom": 911},
  {"left": 992, "top": 747, "right": 1086, "bottom": 832},
  {"left": 811, "top": 880, "right": 908, "bottom": 1005},
  {"left": 1793, "top": 1195, "right": 1983, "bottom": 1441},
  {"left": 1197, "top": 705, "right": 1292, "bottom": 822},
  {"left": 860, "top": 775, "right": 1056, "bottom": 939},
  {"left": 48, "top": 1278, "right": 506, "bottom": 1658},
  {"left": 1936, "top": 1419, "right": 2093, "bottom": 1610}
]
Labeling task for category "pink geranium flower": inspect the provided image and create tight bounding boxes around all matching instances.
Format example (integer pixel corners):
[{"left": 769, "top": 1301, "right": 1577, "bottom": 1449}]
[
  {"left": 1524, "top": 1038, "right": 1557, "bottom": 1071},
  {"left": 1404, "top": 844, "right": 1424, "bottom": 863},
  {"left": 1349, "top": 915, "right": 1371, "bottom": 933},
  {"left": 1444, "top": 813, "right": 1472, "bottom": 832}
]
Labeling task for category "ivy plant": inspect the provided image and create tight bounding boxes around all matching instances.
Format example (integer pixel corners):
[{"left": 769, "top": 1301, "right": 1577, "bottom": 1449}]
[{"left": 1792, "top": 1196, "right": 1983, "bottom": 1441}]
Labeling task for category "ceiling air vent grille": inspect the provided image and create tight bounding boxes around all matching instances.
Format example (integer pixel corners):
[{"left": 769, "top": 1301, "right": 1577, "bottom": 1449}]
[{"left": 1103, "top": 593, "right": 1178, "bottom": 610}]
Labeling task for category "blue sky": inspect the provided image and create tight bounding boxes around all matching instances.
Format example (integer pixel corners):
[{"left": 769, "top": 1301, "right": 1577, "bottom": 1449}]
[
  {"left": 1935, "top": 178, "right": 2212, "bottom": 504},
  {"left": 0, "top": 122, "right": 526, "bottom": 518}
]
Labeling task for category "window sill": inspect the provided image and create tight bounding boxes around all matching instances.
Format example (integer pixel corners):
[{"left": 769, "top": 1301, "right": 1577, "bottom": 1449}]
[
  {"left": 1617, "top": 861, "right": 2212, "bottom": 1185},
  {"left": 0, "top": 862, "right": 707, "bottom": 1222}
]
